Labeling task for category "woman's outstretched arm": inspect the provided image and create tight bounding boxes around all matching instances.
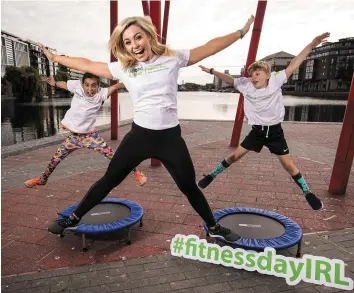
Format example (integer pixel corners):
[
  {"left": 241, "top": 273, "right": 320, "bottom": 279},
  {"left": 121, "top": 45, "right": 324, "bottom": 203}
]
[{"left": 187, "top": 15, "right": 255, "bottom": 66}]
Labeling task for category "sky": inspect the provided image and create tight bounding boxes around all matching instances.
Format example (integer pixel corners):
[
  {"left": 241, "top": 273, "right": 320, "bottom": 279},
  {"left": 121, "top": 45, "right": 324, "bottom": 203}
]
[{"left": 1, "top": 0, "right": 354, "bottom": 84}]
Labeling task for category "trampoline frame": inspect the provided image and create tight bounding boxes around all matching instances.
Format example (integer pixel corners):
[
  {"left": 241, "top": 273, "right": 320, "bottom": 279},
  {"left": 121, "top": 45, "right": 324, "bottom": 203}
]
[
  {"left": 204, "top": 207, "right": 303, "bottom": 258},
  {"left": 57, "top": 198, "right": 144, "bottom": 252}
]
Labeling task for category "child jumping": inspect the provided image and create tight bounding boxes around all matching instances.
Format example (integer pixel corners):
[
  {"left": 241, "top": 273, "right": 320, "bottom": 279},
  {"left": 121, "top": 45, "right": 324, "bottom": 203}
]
[
  {"left": 197, "top": 32, "right": 330, "bottom": 211},
  {"left": 24, "top": 73, "right": 147, "bottom": 187}
]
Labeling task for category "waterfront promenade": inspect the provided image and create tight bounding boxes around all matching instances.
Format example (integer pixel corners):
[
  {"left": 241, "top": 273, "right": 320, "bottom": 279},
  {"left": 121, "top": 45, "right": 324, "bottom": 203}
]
[{"left": 1, "top": 120, "right": 354, "bottom": 292}]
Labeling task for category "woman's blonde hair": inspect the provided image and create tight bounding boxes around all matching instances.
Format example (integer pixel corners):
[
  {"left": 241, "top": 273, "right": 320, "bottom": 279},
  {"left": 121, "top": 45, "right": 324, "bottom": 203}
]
[
  {"left": 247, "top": 61, "right": 271, "bottom": 76},
  {"left": 109, "top": 16, "right": 175, "bottom": 71}
]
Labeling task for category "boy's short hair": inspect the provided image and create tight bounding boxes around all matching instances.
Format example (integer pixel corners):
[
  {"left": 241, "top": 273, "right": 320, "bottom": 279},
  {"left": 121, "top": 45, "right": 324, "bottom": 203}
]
[
  {"left": 247, "top": 61, "right": 271, "bottom": 76},
  {"left": 82, "top": 72, "right": 100, "bottom": 84}
]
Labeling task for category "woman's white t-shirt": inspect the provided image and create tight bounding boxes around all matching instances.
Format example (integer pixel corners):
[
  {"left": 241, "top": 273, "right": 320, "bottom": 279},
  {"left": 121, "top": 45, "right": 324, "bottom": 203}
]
[
  {"left": 61, "top": 80, "right": 109, "bottom": 133},
  {"left": 108, "top": 50, "right": 190, "bottom": 130}
]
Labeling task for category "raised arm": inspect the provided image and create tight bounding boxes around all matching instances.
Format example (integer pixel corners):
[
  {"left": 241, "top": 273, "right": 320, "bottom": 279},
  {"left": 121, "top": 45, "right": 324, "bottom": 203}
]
[
  {"left": 38, "top": 43, "right": 113, "bottom": 79},
  {"left": 285, "top": 32, "right": 330, "bottom": 79},
  {"left": 107, "top": 82, "right": 126, "bottom": 97},
  {"left": 43, "top": 76, "right": 68, "bottom": 90},
  {"left": 187, "top": 15, "right": 254, "bottom": 66},
  {"left": 199, "top": 65, "right": 234, "bottom": 85}
]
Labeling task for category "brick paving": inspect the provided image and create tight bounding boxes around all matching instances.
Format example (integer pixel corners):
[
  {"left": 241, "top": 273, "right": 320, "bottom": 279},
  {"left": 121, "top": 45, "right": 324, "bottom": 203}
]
[
  {"left": 1, "top": 228, "right": 354, "bottom": 293},
  {"left": 1, "top": 120, "right": 354, "bottom": 292}
]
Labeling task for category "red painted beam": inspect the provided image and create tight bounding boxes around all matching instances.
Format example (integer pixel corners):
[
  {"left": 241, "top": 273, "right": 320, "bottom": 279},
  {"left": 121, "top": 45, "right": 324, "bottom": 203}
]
[
  {"left": 142, "top": 0, "right": 150, "bottom": 16},
  {"left": 149, "top": 0, "right": 162, "bottom": 166},
  {"left": 149, "top": 0, "right": 162, "bottom": 41},
  {"left": 162, "top": 0, "right": 170, "bottom": 44},
  {"left": 110, "top": 0, "right": 119, "bottom": 140},
  {"left": 230, "top": 0, "right": 267, "bottom": 147},
  {"left": 329, "top": 74, "right": 354, "bottom": 195}
]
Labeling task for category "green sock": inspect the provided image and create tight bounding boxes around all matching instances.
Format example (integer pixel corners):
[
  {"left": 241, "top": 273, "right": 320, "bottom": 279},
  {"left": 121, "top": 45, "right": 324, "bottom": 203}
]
[
  {"left": 211, "top": 159, "right": 230, "bottom": 177},
  {"left": 292, "top": 172, "right": 310, "bottom": 194}
]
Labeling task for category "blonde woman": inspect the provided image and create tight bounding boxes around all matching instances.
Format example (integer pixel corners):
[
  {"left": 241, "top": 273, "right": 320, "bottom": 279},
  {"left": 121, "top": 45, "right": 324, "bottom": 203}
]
[{"left": 40, "top": 14, "right": 255, "bottom": 242}]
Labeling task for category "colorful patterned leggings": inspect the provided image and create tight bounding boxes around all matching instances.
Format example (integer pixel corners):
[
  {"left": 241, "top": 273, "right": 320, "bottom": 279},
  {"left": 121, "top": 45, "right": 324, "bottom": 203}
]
[{"left": 39, "top": 131, "right": 135, "bottom": 183}]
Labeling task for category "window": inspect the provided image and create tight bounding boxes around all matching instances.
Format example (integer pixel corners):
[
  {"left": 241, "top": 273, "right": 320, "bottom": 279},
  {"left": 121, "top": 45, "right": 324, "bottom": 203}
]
[
  {"left": 292, "top": 68, "right": 299, "bottom": 80},
  {"left": 305, "top": 59, "right": 314, "bottom": 80},
  {"left": 1, "top": 37, "right": 5, "bottom": 46}
]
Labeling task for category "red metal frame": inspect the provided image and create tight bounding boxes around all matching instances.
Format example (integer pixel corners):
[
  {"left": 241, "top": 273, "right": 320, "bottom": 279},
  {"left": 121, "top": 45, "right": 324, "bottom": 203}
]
[
  {"left": 329, "top": 74, "right": 354, "bottom": 195},
  {"left": 110, "top": 0, "right": 119, "bottom": 140},
  {"left": 230, "top": 0, "right": 267, "bottom": 147},
  {"left": 147, "top": 0, "right": 163, "bottom": 166},
  {"left": 162, "top": 0, "right": 170, "bottom": 44},
  {"left": 142, "top": 0, "right": 150, "bottom": 15}
]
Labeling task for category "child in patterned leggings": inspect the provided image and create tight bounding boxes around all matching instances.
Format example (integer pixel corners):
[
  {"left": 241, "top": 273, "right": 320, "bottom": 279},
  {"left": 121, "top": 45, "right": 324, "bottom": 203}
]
[{"left": 25, "top": 73, "right": 147, "bottom": 187}]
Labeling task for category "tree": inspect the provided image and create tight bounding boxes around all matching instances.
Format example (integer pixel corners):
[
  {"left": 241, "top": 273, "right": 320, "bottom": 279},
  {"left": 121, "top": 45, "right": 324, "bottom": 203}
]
[
  {"left": 55, "top": 62, "right": 71, "bottom": 98},
  {"left": 4, "top": 66, "right": 41, "bottom": 102}
]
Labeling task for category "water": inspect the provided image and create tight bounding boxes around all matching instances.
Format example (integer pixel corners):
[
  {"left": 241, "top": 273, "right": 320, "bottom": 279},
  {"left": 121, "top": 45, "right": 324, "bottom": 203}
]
[{"left": 1, "top": 92, "right": 348, "bottom": 147}]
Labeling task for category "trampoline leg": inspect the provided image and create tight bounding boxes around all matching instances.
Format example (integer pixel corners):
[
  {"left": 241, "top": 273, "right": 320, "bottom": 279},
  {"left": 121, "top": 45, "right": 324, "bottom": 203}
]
[
  {"left": 127, "top": 228, "right": 132, "bottom": 245},
  {"left": 82, "top": 234, "right": 88, "bottom": 252},
  {"left": 296, "top": 240, "right": 302, "bottom": 258},
  {"left": 139, "top": 219, "right": 143, "bottom": 227}
]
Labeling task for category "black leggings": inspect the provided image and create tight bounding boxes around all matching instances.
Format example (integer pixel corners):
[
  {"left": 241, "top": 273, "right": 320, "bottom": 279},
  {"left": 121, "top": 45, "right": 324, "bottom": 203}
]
[{"left": 73, "top": 122, "right": 217, "bottom": 227}]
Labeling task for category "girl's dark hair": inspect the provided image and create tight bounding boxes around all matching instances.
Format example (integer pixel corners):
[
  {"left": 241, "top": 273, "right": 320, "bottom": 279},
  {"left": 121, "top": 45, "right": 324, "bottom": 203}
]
[{"left": 82, "top": 72, "right": 100, "bottom": 84}]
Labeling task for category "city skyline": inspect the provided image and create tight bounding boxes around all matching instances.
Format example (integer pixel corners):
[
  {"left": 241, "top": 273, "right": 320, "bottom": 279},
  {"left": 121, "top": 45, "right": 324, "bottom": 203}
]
[{"left": 1, "top": 0, "right": 354, "bottom": 84}]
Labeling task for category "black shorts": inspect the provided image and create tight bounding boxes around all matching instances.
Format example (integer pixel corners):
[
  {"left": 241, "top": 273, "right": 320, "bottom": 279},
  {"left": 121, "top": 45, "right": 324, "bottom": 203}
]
[{"left": 240, "top": 123, "right": 289, "bottom": 155}]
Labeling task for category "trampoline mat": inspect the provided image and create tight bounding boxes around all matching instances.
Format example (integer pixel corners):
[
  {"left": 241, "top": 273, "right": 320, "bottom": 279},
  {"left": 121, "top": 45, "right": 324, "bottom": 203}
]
[
  {"left": 218, "top": 213, "right": 286, "bottom": 239},
  {"left": 80, "top": 203, "right": 131, "bottom": 225}
]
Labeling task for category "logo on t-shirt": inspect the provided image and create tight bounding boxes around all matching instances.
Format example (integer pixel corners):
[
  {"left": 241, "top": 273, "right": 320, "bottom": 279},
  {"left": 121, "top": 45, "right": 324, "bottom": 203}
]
[
  {"left": 128, "top": 65, "right": 144, "bottom": 78},
  {"left": 145, "top": 63, "right": 168, "bottom": 73},
  {"left": 245, "top": 93, "right": 258, "bottom": 100},
  {"left": 128, "top": 63, "right": 169, "bottom": 78}
]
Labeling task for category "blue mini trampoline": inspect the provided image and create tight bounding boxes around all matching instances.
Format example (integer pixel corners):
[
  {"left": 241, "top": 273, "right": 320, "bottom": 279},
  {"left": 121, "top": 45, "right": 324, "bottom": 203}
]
[
  {"left": 58, "top": 198, "right": 144, "bottom": 252},
  {"left": 204, "top": 207, "right": 303, "bottom": 257}
]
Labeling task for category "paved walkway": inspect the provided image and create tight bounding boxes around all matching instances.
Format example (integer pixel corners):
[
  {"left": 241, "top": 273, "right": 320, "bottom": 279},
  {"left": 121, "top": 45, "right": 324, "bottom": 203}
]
[
  {"left": 2, "top": 228, "right": 354, "bottom": 293},
  {"left": 1, "top": 120, "right": 354, "bottom": 292}
]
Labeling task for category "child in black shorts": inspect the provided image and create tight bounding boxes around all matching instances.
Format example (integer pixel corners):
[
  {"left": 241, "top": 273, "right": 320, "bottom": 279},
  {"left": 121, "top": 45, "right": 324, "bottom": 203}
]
[{"left": 197, "top": 32, "right": 330, "bottom": 211}]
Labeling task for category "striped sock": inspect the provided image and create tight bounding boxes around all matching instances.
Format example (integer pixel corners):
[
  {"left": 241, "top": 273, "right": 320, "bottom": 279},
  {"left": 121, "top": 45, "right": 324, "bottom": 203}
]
[
  {"left": 292, "top": 172, "right": 310, "bottom": 194},
  {"left": 211, "top": 159, "right": 230, "bottom": 177}
]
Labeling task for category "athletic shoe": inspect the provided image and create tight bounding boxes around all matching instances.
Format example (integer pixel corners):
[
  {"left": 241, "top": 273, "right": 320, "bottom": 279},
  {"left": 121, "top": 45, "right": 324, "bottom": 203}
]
[
  {"left": 134, "top": 170, "right": 147, "bottom": 186},
  {"left": 208, "top": 224, "right": 241, "bottom": 242},
  {"left": 24, "top": 177, "right": 46, "bottom": 188},
  {"left": 305, "top": 192, "right": 323, "bottom": 210},
  {"left": 198, "top": 173, "right": 215, "bottom": 189},
  {"left": 47, "top": 213, "right": 80, "bottom": 234}
]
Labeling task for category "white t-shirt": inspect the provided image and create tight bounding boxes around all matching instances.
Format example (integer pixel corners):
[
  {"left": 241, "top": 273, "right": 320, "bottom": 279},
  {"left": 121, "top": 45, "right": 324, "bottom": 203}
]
[
  {"left": 233, "top": 70, "right": 288, "bottom": 126},
  {"left": 61, "top": 80, "right": 109, "bottom": 133},
  {"left": 108, "top": 50, "right": 190, "bottom": 130}
]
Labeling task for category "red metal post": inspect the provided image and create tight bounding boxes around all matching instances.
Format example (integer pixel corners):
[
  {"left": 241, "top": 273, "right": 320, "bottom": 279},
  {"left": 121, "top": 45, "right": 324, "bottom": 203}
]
[
  {"left": 110, "top": 0, "right": 119, "bottom": 140},
  {"left": 142, "top": 0, "right": 150, "bottom": 16},
  {"left": 149, "top": 0, "right": 162, "bottom": 41},
  {"left": 162, "top": 0, "right": 170, "bottom": 44},
  {"left": 230, "top": 0, "right": 267, "bottom": 147},
  {"left": 329, "top": 74, "right": 354, "bottom": 195},
  {"left": 149, "top": 0, "right": 162, "bottom": 166}
]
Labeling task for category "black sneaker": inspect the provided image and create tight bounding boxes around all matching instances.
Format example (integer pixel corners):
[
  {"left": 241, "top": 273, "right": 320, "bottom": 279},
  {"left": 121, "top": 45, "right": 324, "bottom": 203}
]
[
  {"left": 48, "top": 213, "right": 80, "bottom": 234},
  {"left": 208, "top": 224, "right": 241, "bottom": 242},
  {"left": 305, "top": 192, "right": 323, "bottom": 210},
  {"left": 198, "top": 174, "right": 215, "bottom": 189}
]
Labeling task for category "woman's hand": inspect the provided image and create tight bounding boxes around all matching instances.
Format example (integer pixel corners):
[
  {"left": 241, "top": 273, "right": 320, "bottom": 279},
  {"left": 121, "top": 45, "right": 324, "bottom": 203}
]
[{"left": 38, "top": 42, "right": 56, "bottom": 62}]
